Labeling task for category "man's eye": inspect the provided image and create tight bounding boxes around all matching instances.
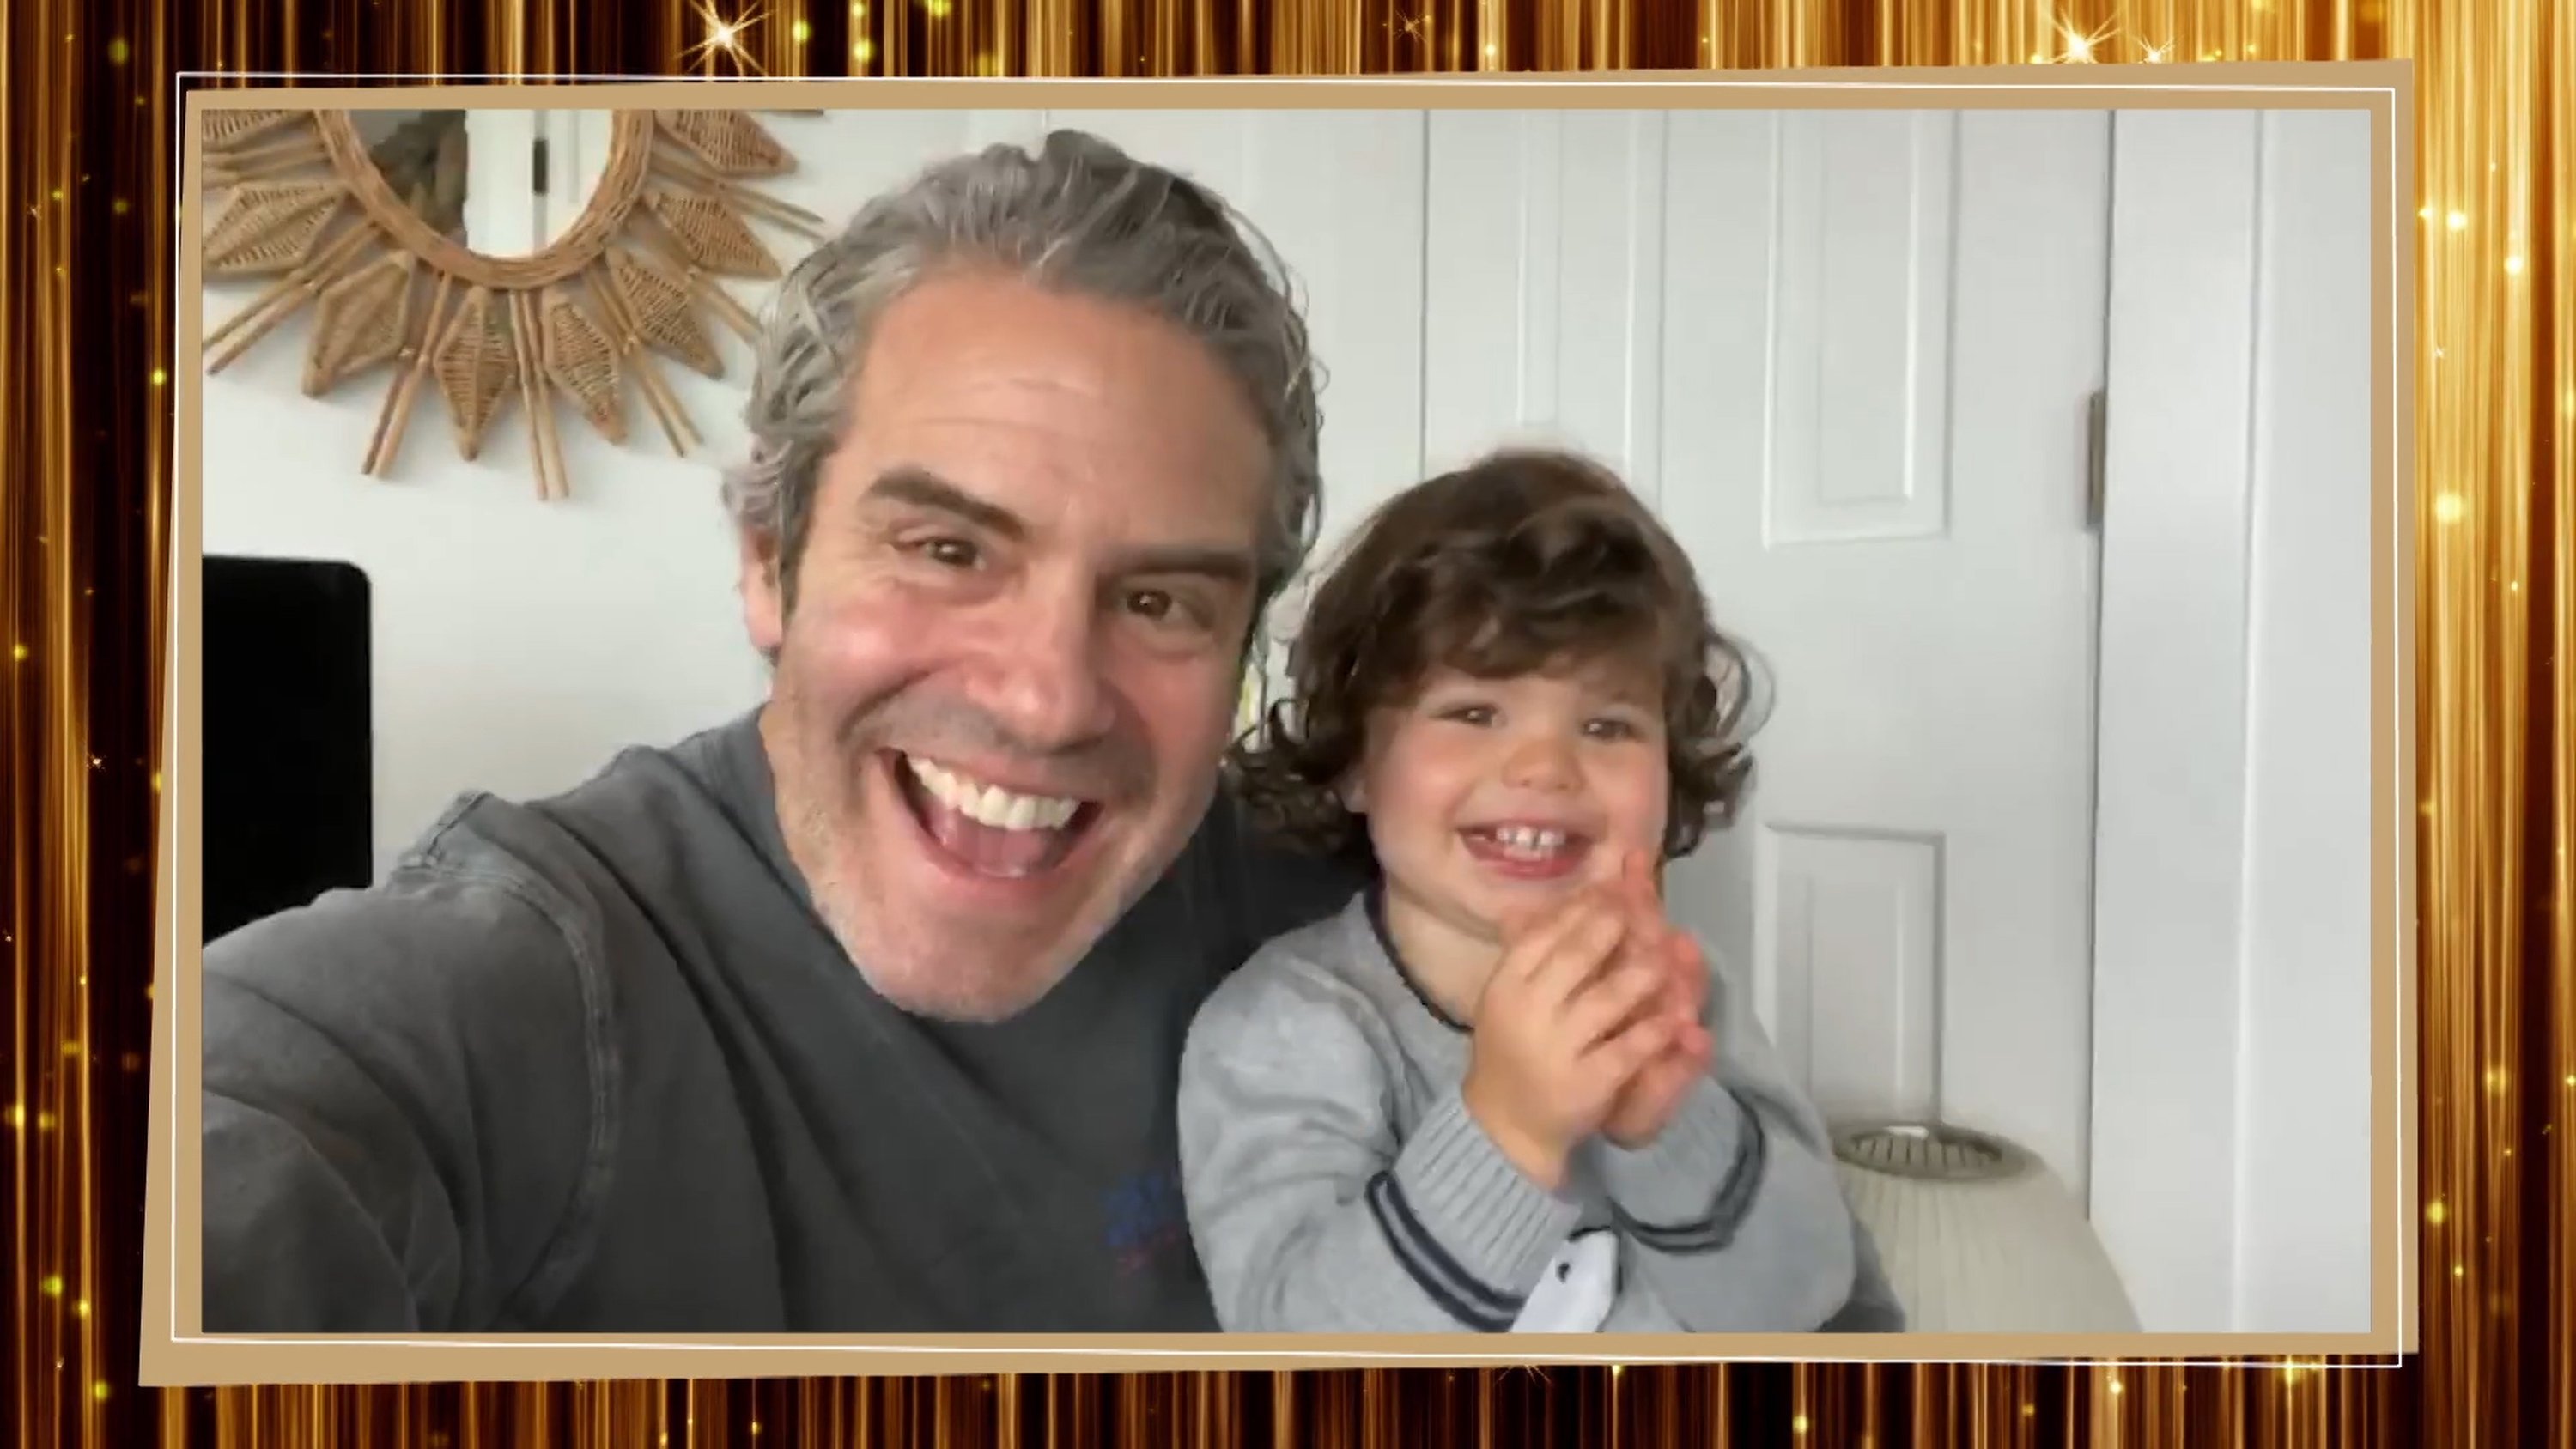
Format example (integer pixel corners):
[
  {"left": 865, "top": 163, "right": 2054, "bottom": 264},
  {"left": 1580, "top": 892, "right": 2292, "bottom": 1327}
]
[
  {"left": 912, "top": 537, "right": 979, "bottom": 568},
  {"left": 1126, "top": 589, "right": 1219, "bottom": 634}
]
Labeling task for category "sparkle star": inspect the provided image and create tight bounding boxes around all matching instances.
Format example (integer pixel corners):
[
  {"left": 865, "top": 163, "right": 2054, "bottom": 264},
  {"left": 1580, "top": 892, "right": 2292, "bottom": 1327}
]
[
  {"left": 685, "top": 2, "right": 769, "bottom": 72},
  {"left": 2037, "top": 15, "right": 2118, "bottom": 64}
]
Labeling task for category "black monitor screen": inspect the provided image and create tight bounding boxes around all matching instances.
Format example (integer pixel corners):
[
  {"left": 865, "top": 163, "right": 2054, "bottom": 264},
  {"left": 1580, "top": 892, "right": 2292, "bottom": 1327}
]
[{"left": 203, "top": 555, "right": 374, "bottom": 943}]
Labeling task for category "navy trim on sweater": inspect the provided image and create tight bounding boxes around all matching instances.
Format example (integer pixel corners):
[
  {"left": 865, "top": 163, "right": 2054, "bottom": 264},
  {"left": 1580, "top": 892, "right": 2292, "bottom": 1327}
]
[{"left": 1363, "top": 1171, "right": 1525, "bottom": 1331}]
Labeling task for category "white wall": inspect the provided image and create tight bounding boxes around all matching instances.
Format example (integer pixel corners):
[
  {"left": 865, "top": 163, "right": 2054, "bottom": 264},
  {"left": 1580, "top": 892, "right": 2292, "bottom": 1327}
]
[
  {"left": 2088, "top": 108, "right": 2377, "bottom": 1333},
  {"left": 2233, "top": 109, "right": 2378, "bottom": 1336}
]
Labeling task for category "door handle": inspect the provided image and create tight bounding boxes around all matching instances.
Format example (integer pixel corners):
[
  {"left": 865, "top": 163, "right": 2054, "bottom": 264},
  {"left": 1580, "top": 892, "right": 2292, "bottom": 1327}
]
[{"left": 2084, "top": 389, "right": 2108, "bottom": 531}]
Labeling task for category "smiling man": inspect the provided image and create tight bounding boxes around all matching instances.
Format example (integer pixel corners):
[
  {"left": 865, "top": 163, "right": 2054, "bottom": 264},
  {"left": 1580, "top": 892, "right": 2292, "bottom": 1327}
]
[
  {"left": 747, "top": 266, "right": 1284, "bottom": 1025},
  {"left": 197, "top": 130, "right": 1366, "bottom": 1333}
]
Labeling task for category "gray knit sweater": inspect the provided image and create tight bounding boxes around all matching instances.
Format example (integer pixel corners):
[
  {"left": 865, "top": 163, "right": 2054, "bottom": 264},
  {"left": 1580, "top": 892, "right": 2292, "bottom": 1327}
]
[{"left": 1177, "top": 890, "right": 1905, "bottom": 1334}]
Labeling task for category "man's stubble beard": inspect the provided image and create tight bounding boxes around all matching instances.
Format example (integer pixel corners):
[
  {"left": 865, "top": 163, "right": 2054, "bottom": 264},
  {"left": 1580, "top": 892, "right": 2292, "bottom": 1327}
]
[
  {"left": 766, "top": 674, "right": 1194, "bottom": 1025},
  {"left": 794, "top": 805, "right": 1091, "bottom": 1024}
]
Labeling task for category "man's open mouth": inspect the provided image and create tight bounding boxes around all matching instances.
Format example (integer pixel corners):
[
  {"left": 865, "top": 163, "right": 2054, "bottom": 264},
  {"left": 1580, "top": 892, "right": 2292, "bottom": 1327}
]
[{"left": 891, "top": 751, "right": 1102, "bottom": 880}]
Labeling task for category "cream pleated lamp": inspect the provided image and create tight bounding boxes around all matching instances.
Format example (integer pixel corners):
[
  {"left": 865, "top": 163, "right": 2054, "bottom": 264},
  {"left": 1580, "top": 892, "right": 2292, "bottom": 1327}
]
[{"left": 1831, "top": 1120, "right": 2140, "bottom": 1334}]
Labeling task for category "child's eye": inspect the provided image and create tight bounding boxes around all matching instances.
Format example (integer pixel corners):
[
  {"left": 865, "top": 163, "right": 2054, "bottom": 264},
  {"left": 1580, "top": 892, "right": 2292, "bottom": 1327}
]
[
  {"left": 1435, "top": 703, "right": 1497, "bottom": 727},
  {"left": 1585, "top": 717, "right": 1643, "bottom": 741}
]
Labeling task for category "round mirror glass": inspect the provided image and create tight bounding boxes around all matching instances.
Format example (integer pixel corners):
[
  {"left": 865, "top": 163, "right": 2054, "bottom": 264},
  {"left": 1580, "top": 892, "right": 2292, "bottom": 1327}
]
[{"left": 349, "top": 109, "right": 618, "bottom": 257}]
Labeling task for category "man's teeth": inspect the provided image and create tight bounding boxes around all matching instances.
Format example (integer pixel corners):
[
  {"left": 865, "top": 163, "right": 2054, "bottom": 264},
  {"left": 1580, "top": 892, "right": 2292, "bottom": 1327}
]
[
  {"left": 1489, "top": 826, "right": 1570, "bottom": 858},
  {"left": 905, "top": 755, "right": 1083, "bottom": 831}
]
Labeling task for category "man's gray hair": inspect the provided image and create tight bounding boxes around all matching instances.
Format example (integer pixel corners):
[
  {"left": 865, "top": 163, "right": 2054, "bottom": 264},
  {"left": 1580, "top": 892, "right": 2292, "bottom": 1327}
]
[{"left": 724, "top": 129, "right": 1326, "bottom": 625}]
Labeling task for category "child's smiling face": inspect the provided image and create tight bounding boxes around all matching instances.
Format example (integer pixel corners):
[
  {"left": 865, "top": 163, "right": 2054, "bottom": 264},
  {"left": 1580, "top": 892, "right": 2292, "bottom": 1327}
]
[{"left": 1351, "top": 657, "right": 1672, "bottom": 950}]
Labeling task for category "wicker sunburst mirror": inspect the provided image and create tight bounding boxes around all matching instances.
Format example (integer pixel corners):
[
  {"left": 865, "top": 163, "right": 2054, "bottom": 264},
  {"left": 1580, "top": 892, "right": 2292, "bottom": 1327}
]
[{"left": 199, "top": 106, "right": 821, "bottom": 500}]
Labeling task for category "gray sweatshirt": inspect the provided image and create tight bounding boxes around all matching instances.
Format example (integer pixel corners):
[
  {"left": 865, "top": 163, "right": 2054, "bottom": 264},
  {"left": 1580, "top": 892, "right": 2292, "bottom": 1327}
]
[
  {"left": 200, "top": 711, "right": 1365, "bottom": 1333},
  {"left": 1176, "top": 889, "right": 1905, "bottom": 1334}
]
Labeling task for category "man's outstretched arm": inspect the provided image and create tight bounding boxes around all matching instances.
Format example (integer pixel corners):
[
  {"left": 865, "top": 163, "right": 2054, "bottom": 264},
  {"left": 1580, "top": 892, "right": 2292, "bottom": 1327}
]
[{"left": 201, "top": 859, "right": 599, "bottom": 1334}]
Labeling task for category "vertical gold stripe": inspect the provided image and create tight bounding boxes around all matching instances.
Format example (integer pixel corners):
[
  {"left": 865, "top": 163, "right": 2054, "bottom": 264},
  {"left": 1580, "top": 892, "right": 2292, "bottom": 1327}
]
[
  {"left": 7, "top": 0, "right": 29, "bottom": 1434},
  {"left": 2555, "top": 0, "right": 2576, "bottom": 1430},
  {"left": 2537, "top": 0, "right": 2576, "bottom": 1415}
]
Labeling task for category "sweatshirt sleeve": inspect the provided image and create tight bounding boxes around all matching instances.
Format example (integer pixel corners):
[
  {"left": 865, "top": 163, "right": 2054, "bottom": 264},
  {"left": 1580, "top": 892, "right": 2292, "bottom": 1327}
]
[
  {"left": 200, "top": 854, "right": 600, "bottom": 1334},
  {"left": 1177, "top": 952, "right": 1582, "bottom": 1332},
  {"left": 1586, "top": 941, "right": 1902, "bottom": 1332}
]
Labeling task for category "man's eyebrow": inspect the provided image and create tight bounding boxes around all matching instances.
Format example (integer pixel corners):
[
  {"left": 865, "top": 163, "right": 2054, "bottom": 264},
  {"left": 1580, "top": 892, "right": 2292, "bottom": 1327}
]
[
  {"left": 1114, "top": 543, "right": 1259, "bottom": 585},
  {"left": 861, "top": 467, "right": 1029, "bottom": 541},
  {"left": 866, "top": 465, "right": 1256, "bottom": 584}
]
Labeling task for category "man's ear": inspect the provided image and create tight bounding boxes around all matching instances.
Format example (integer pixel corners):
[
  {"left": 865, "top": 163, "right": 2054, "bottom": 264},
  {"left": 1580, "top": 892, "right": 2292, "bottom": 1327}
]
[{"left": 739, "top": 529, "right": 787, "bottom": 656}]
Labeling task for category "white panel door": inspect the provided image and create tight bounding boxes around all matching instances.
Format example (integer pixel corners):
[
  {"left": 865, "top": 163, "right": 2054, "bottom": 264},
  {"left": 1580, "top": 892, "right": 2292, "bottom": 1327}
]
[
  {"left": 1424, "top": 109, "right": 2110, "bottom": 1200},
  {"left": 1422, "top": 109, "right": 1670, "bottom": 494}
]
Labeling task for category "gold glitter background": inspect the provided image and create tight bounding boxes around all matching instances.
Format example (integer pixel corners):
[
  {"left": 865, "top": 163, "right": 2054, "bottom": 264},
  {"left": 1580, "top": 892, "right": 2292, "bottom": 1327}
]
[{"left": 3, "top": 0, "right": 2567, "bottom": 1442}]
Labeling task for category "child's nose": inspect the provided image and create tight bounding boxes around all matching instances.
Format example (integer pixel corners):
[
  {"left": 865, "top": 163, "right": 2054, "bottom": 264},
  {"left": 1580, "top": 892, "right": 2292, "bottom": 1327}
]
[{"left": 1500, "top": 733, "right": 1581, "bottom": 791}]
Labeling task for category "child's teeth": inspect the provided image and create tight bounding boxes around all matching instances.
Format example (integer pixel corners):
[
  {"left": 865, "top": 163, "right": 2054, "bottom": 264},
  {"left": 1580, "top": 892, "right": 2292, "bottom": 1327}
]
[{"left": 1486, "top": 826, "right": 1568, "bottom": 857}]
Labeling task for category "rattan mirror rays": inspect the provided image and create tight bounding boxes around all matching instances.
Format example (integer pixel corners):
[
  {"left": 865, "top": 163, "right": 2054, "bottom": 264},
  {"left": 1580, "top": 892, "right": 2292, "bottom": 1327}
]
[{"left": 200, "top": 107, "right": 819, "bottom": 499}]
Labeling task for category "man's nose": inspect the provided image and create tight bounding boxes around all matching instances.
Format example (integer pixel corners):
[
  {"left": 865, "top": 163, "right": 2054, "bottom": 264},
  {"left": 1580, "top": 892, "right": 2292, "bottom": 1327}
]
[{"left": 967, "top": 586, "right": 1119, "bottom": 753}]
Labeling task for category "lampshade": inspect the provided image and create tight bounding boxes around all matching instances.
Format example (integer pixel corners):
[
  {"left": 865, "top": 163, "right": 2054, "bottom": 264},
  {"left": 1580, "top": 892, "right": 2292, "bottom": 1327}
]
[{"left": 1831, "top": 1120, "right": 2140, "bottom": 1334}]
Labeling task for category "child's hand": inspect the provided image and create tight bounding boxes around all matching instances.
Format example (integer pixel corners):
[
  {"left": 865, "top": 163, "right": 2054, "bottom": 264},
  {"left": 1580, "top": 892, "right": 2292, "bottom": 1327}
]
[
  {"left": 1601, "top": 850, "right": 1716, "bottom": 1149},
  {"left": 1462, "top": 887, "right": 1682, "bottom": 1191}
]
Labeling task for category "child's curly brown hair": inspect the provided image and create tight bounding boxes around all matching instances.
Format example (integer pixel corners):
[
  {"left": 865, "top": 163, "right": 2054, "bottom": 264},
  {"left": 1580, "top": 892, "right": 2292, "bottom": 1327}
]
[{"left": 1229, "top": 447, "right": 1764, "bottom": 861}]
